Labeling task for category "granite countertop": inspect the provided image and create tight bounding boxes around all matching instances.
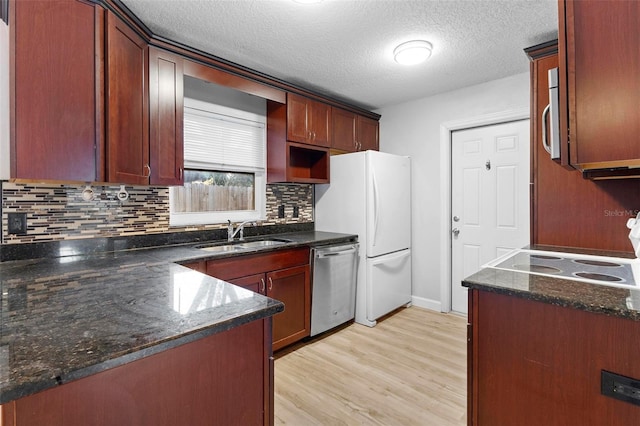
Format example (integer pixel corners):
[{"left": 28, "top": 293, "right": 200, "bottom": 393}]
[
  {"left": 463, "top": 245, "right": 640, "bottom": 321},
  {"left": 0, "top": 230, "right": 356, "bottom": 404}
]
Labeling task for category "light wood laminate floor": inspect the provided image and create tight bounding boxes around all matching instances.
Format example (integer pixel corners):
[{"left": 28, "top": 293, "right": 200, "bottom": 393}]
[{"left": 274, "top": 307, "right": 467, "bottom": 425}]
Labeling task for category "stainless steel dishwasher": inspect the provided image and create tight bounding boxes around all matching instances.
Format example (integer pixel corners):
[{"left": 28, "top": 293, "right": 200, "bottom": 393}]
[{"left": 310, "top": 242, "right": 359, "bottom": 337}]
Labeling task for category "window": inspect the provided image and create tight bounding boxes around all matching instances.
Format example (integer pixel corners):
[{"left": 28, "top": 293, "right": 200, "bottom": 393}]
[{"left": 170, "top": 97, "right": 266, "bottom": 226}]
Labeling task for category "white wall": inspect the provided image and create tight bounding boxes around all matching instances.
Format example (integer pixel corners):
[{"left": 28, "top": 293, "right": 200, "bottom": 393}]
[
  {"left": 376, "top": 72, "right": 530, "bottom": 311},
  {"left": 0, "top": 20, "right": 9, "bottom": 179}
]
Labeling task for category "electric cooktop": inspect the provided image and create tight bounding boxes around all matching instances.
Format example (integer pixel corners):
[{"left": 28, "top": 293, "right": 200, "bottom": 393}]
[{"left": 483, "top": 249, "right": 640, "bottom": 289}]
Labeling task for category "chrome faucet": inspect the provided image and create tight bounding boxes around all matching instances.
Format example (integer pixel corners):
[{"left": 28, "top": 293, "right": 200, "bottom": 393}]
[{"left": 227, "top": 220, "right": 256, "bottom": 242}]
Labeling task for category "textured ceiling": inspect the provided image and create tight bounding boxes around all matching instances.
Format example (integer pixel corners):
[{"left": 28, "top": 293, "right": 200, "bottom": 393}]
[{"left": 120, "top": 0, "right": 558, "bottom": 110}]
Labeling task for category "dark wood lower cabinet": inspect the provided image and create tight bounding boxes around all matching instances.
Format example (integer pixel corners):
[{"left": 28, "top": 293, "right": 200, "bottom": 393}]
[
  {"left": 1, "top": 319, "right": 273, "bottom": 426},
  {"left": 468, "top": 289, "right": 640, "bottom": 425},
  {"left": 228, "top": 266, "right": 311, "bottom": 351},
  {"left": 267, "top": 265, "right": 310, "bottom": 350},
  {"left": 205, "top": 248, "right": 312, "bottom": 351}
]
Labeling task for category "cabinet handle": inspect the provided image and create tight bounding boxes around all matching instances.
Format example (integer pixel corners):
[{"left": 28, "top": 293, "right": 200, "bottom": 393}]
[
  {"left": 541, "top": 104, "right": 552, "bottom": 155},
  {"left": 268, "top": 277, "right": 273, "bottom": 291},
  {"left": 179, "top": 168, "right": 183, "bottom": 180},
  {"left": 260, "top": 278, "right": 265, "bottom": 293},
  {"left": 144, "top": 164, "right": 151, "bottom": 178}
]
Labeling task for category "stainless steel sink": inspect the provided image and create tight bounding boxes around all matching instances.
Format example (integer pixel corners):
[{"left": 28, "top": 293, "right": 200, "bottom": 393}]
[
  {"left": 198, "top": 244, "right": 245, "bottom": 253},
  {"left": 237, "top": 240, "right": 287, "bottom": 249},
  {"left": 197, "top": 239, "right": 289, "bottom": 253}
]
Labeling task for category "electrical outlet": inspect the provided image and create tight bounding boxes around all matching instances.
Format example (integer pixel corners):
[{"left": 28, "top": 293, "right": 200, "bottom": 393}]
[
  {"left": 8, "top": 213, "right": 27, "bottom": 235},
  {"left": 602, "top": 370, "right": 640, "bottom": 406},
  {"left": 293, "top": 205, "right": 299, "bottom": 218},
  {"left": 278, "top": 205, "right": 285, "bottom": 218}
]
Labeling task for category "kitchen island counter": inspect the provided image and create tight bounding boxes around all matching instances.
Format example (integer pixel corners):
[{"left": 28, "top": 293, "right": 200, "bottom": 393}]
[
  {"left": 0, "top": 230, "right": 356, "bottom": 406},
  {"left": 0, "top": 251, "right": 282, "bottom": 405},
  {"left": 465, "top": 245, "right": 640, "bottom": 424},
  {"left": 462, "top": 245, "right": 640, "bottom": 321}
]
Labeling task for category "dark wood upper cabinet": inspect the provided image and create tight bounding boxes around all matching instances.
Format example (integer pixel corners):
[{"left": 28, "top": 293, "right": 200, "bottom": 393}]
[
  {"left": 10, "top": 0, "right": 102, "bottom": 182},
  {"left": 9, "top": 1, "right": 378, "bottom": 185},
  {"left": 526, "top": 40, "right": 640, "bottom": 252},
  {"left": 331, "top": 108, "right": 379, "bottom": 152},
  {"left": 149, "top": 47, "right": 184, "bottom": 186},
  {"left": 559, "top": 0, "right": 640, "bottom": 175},
  {"left": 105, "top": 11, "right": 150, "bottom": 185},
  {"left": 286, "top": 93, "right": 331, "bottom": 147},
  {"left": 267, "top": 100, "right": 329, "bottom": 184},
  {"left": 357, "top": 115, "right": 379, "bottom": 151},
  {"left": 331, "top": 108, "right": 357, "bottom": 152}
]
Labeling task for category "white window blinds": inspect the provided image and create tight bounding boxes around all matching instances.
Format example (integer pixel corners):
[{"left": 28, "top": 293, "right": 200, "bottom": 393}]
[{"left": 183, "top": 98, "right": 265, "bottom": 172}]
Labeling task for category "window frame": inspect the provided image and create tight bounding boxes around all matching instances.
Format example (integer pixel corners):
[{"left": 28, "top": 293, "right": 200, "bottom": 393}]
[{"left": 169, "top": 98, "right": 267, "bottom": 227}]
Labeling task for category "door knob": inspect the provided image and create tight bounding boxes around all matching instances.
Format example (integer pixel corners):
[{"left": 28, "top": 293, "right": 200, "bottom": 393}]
[
  {"left": 452, "top": 228, "right": 460, "bottom": 236},
  {"left": 453, "top": 216, "right": 460, "bottom": 222}
]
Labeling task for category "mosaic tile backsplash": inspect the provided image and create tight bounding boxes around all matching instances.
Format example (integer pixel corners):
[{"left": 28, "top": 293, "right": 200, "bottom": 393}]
[{"left": 1, "top": 182, "right": 313, "bottom": 244}]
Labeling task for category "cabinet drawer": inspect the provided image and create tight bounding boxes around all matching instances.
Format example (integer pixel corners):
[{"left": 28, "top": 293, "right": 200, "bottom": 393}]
[{"left": 206, "top": 247, "right": 310, "bottom": 281}]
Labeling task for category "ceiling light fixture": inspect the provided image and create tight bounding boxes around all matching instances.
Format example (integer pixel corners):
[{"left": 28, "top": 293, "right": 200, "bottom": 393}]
[
  {"left": 393, "top": 40, "right": 433, "bottom": 65},
  {"left": 292, "top": 0, "right": 323, "bottom": 4}
]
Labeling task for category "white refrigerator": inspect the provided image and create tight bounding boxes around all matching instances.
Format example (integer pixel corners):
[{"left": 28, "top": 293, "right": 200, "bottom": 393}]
[{"left": 315, "top": 150, "right": 411, "bottom": 327}]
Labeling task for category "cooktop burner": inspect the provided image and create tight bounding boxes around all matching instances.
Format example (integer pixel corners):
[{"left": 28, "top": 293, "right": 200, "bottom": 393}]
[{"left": 483, "top": 249, "right": 640, "bottom": 288}]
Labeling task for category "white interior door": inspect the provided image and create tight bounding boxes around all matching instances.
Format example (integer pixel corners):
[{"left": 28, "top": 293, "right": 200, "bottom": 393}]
[{"left": 451, "top": 120, "right": 530, "bottom": 314}]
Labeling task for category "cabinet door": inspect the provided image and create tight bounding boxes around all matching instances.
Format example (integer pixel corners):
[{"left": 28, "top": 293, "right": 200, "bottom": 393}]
[
  {"left": 105, "top": 12, "right": 150, "bottom": 185},
  {"left": 149, "top": 48, "right": 184, "bottom": 186},
  {"left": 308, "top": 99, "right": 331, "bottom": 147},
  {"left": 11, "top": 0, "right": 100, "bottom": 181},
  {"left": 286, "top": 93, "right": 309, "bottom": 144},
  {"left": 229, "top": 273, "right": 266, "bottom": 295},
  {"left": 267, "top": 264, "right": 310, "bottom": 351},
  {"left": 286, "top": 93, "right": 331, "bottom": 147},
  {"left": 357, "top": 116, "right": 379, "bottom": 151},
  {"left": 562, "top": 0, "right": 640, "bottom": 168},
  {"left": 331, "top": 108, "right": 357, "bottom": 152}
]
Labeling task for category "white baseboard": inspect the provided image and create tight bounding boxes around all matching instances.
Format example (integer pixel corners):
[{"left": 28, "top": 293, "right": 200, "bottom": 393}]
[{"left": 411, "top": 296, "right": 442, "bottom": 312}]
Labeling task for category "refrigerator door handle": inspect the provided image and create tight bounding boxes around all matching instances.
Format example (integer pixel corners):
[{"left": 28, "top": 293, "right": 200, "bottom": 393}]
[{"left": 372, "top": 171, "right": 379, "bottom": 247}]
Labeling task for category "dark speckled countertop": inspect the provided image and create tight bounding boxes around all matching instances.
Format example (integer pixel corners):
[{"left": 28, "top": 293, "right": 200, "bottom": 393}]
[
  {"left": 0, "top": 231, "right": 356, "bottom": 404},
  {"left": 463, "top": 245, "right": 640, "bottom": 321}
]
